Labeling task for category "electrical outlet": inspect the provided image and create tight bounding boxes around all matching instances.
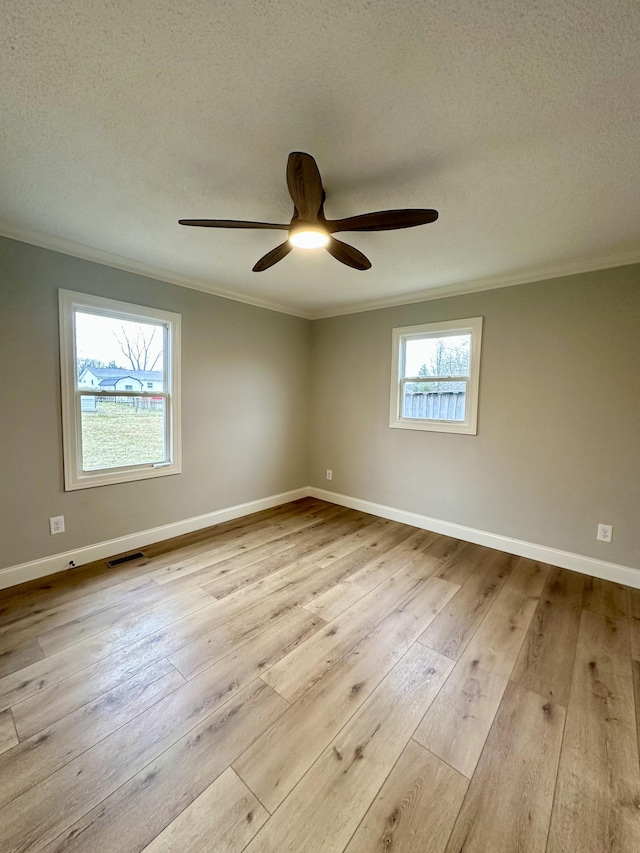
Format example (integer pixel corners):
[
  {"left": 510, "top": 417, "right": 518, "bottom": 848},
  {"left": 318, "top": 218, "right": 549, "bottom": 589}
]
[
  {"left": 597, "top": 523, "right": 613, "bottom": 543},
  {"left": 50, "top": 515, "right": 65, "bottom": 535},
  {"left": 326, "top": 469, "right": 333, "bottom": 481}
]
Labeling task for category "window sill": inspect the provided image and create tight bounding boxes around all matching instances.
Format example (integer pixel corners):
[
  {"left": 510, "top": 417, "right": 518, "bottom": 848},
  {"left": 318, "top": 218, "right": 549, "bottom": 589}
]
[
  {"left": 389, "top": 419, "right": 477, "bottom": 435},
  {"left": 64, "top": 462, "right": 182, "bottom": 491}
]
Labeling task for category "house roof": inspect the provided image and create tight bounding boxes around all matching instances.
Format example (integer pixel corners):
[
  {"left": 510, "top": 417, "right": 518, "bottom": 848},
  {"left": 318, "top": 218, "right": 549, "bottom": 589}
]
[
  {"left": 98, "top": 376, "right": 143, "bottom": 388},
  {"left": 1, "top": 2, "right": 639, "bottom": 318},
  {"left": 86, "top": 368, "right": 162, "bottom": 381}
]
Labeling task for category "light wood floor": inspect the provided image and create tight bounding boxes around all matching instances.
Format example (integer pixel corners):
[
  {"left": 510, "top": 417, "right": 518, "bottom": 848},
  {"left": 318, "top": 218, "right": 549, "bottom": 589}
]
[{"left": 0, "top": 498, "right": 639, "bottom": 852}]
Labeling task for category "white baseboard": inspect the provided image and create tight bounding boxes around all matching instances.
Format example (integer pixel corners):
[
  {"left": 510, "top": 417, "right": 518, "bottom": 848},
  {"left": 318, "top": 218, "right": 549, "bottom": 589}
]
[
  {"left": 3, "top": 485, "right": 638, "bottom": 592},
  {"left": 309, "top": 487, "right": 640, "bottom": 590},
  {"left": 0, "top": 488, "right": 309, "bottom": 591}
]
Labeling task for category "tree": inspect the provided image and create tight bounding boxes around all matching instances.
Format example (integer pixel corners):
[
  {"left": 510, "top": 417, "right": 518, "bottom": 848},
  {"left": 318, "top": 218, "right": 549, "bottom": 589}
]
[
  {"left": 113, "top": 324, "right": 162, "bottom": 372},
  {"left": 429, "top": 338, "right": 469, "bottom": 380},
  {"left": 408, "top": 338, "right": 470, "bottom": 393},
  {"left": 76, "top": 357, "right": 106, "bottom": 379}
]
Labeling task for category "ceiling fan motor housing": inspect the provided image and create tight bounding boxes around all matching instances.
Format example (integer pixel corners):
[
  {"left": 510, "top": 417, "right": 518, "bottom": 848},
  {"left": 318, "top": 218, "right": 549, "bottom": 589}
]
[{"left": 288, "top": 221, "right": 329, "bottom": 249}]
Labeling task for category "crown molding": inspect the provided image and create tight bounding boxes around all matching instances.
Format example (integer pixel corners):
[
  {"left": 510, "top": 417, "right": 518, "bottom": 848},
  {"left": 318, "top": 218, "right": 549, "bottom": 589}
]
[
  {"left": 308, "top": 247, "right": 640, "bottom": 319},
  {"left": 2, "top": 220, "right": 638, "bottom": 322},
  {"left": 0, "top": 221, "right": 313, "bottom": 319}
]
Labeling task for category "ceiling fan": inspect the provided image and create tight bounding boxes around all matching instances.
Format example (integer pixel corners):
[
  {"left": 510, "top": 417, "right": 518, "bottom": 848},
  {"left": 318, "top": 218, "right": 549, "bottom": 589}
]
[{"left": 179, "top": 152, "right": 438, "bottom": 272}]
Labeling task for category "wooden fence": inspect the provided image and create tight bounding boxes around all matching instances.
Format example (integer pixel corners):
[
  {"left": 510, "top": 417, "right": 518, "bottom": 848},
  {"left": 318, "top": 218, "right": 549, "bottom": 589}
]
[{"left": 403, "top": 391, "right": 466, "bottom": 420}]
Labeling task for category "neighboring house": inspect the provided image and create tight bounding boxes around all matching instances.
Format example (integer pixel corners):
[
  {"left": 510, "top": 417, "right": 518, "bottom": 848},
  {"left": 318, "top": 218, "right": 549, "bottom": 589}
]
[
  {"left": 98, "top": 376, "right": 144, "bottom": 392},
  {"left": 78, "top": 367, "right": 163, "bottom": 393}
]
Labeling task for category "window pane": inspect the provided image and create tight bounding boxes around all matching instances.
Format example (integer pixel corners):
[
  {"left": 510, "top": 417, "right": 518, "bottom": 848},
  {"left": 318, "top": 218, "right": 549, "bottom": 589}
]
[
  {"left": 81, "top": 398, "right": 166, "bottom": 470},
  {"left": 75, "top": 311, "right": 165, "bottom": 393},
  {"left": 402, "top": 381, "right": 467, "bottom": 421},
  {"left": 404, "top": 333, "right": 471, "bottom": 378}
]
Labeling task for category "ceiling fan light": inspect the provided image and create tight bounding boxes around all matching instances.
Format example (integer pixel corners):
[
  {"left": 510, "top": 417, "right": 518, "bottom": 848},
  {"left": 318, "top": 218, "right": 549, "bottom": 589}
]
[{"left": 289, "top": 227, "right": 329, "bottom": 249}]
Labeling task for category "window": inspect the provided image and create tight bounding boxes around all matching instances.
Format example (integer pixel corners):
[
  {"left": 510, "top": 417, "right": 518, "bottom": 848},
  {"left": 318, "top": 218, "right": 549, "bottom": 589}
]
[
  {"left": 147, "top": 382, "right": 153, "bottom": 389},
  {"left": 59, "top": 290, "right": 181, "bottom": 490},
  {"left": 390, "top": 317, "right": 482, "bottom": 434}
]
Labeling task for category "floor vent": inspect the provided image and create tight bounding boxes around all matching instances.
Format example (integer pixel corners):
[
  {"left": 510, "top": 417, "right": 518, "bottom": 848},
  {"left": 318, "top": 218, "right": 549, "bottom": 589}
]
[{"left": 106, "top": 551, "right": 145, "bottom": 567}]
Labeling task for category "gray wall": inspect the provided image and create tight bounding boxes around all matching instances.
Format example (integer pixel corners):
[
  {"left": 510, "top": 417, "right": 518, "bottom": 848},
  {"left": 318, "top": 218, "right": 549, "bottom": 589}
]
[
  {"left": 309, "top": 264, "right": 640, "bottom": 569},
  {"left": 1, "top": 235, "right": 638, "bottom": 574},
  {"left": 0, "top": 237, "right": 311, "bottom": 569}
]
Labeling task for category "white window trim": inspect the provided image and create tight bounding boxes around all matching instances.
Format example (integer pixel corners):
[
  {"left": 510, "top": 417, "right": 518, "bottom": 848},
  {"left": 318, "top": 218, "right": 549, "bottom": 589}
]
[
  {"left": 389, "top": 317, "right": 483, "bottom": 435},
  {"left": 59, "top": 289, "right": 182, "bottom": 490}
]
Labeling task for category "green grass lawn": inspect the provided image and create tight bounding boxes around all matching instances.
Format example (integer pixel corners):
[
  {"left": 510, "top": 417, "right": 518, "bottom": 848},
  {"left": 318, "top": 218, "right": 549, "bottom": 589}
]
[{"left": 81, "top": 403, "right": 165, "bottom": 470}]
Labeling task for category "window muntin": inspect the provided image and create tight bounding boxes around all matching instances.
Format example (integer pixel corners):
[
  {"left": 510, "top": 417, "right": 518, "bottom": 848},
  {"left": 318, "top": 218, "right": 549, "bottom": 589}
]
[
  {"left": 59, "top": 290, "right": 181, "bottom": 489},
  {"left": 390, "top": 318, "right": 482, "bottom": 434}
]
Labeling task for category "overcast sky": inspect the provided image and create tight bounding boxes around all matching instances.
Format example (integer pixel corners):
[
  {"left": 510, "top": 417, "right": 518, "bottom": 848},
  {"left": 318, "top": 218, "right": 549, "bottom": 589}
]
[
  {"left": 405, "top": 333, "right": 470, "bottom": 376},
  {"left": 75, "top": 311, "right": 164, "bottom": 368}
]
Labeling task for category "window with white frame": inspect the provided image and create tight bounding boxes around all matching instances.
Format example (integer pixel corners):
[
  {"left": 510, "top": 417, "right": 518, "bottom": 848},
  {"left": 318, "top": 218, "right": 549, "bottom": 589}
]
[
  {"left": 59, "top": 290, "right": 181, "bottom": 490},
  {"left": 390, "top": 317, "right": 483, "bottom": 434}
]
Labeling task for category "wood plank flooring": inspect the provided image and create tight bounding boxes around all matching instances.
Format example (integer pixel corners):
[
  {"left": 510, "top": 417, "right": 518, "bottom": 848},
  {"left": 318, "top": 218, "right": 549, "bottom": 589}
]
[{"left": 0, "top": 498, "right": 638, "bottom": 852}]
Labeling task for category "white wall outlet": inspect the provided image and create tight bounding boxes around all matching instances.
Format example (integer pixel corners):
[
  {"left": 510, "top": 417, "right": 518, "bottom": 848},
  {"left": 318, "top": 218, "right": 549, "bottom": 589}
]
[
  {"left": 597, "top": 523, "right": 613, "bottom": 543},
  {"left": 326, "top": 469, "right": 333, "bottom": 481},
  {"left": 50, "top": 515, "right": 65, "bottom": 535}
]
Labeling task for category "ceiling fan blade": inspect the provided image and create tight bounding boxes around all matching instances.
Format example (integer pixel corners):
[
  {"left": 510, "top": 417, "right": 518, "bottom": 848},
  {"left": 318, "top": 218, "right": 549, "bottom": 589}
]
[
  {"left": 327, "top": 209, "right": 439, "bottom": 233},
  {"left": 325, "top": 237, "right": 372, "bottom": 271},
  {"left": 286, "top": 152, "right": 324, "bottom": 221},
  {"left": 179, "top": 219, "right": 289, "bottom": 230},
  {"left": 252, "top": 241, "right": 293, "bottom": 272}
]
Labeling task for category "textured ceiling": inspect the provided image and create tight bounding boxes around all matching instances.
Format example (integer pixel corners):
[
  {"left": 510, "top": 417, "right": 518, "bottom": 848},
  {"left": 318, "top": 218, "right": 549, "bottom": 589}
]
[{"left": 1, "top": 0, "right": 639, "bottom": 317}]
